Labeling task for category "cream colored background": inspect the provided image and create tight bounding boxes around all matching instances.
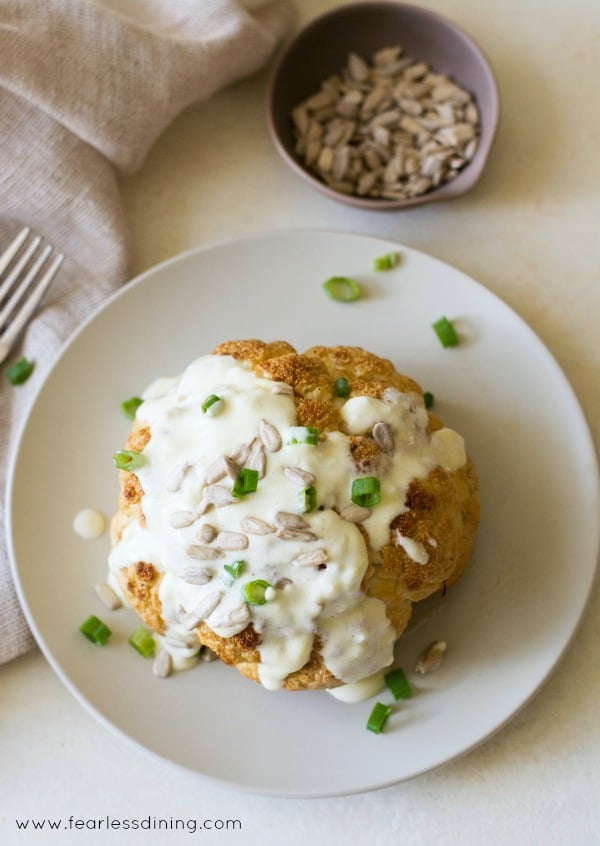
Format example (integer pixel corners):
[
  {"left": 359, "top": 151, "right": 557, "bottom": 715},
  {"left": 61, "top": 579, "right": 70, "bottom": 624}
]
[{"left": 2, "top": 0, "right": 599, "bottom": 843}]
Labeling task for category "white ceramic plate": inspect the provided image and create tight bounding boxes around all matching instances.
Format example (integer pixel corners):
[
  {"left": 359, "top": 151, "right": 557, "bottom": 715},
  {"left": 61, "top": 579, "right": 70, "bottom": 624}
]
[{"left": 7, "top": 230, "right": 599, "bottom": 797}]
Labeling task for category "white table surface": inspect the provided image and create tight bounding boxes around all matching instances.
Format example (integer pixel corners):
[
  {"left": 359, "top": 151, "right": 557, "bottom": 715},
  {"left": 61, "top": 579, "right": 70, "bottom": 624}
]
[{"left": 2, "top": 1, "right": 599, "bottom": 844}]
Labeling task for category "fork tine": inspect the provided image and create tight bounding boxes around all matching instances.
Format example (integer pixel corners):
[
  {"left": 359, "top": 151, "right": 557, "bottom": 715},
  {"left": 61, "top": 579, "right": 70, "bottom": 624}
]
[
  {"left": 0, "top": 234, "right": 42, "bottom": 303},
  {"left": 0, "top": 226, "right": 31, "bottom": 277},
  {"left": 0, "top": 248, "right": 64, "bottom": 365},
  {"left": 0, "top": 243, "right": 52, "bottom": 328}
]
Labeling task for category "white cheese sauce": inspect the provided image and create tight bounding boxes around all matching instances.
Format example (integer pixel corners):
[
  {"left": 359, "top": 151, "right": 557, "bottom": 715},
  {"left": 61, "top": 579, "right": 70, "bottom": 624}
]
[{"left": 108, "top": 354, "right": 466, "bottom": 689}]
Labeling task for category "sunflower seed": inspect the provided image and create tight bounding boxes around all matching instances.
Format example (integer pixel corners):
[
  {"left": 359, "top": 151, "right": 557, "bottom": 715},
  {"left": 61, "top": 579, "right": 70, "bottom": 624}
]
[
  {"left": 210, "top": 603, "right": 251, "bottom": 630},
  {"left": 274, "top": 511, "right": 309, "bottom": 530},
  {"left": 180, "top": 592, "right": 222, "bottom": 629},
  {"left": 259, "top": 418, "right": 283, "bottom": 452},
  {"left": 200, "top": 646, "right": 218, "bottom": 662},
  {"left": 340, "top": 504, "right": 371, "bottom": 523},
  {"left": 203, "top": 456, "right": 228, "bottom": 485},
  {"left": 292, "top": 548, "right": 328, "bottom": 567},
  {"left": 216, "top": 531, "right": 248, "bottom": 551},
  {"left": 276, "top": 527, "right": 318, "bottom": 542},
  {"left": 415, "top": 640, "right": 447, "bottom": 674},
  {"left": 169, "top": 510, "right": 196, "bottom": 529},
  {"left": 197, "top": 523, "right": 217, "bottom": 543},
  {"left": 283, "top": 465, "right": 316, "bottom": 487},
  {"left": 240, "top": 516, "right": 275, "bottom": 535},
  {"left": 182, "top": 565, "right": 213, "bottom": 585},
  {"left": 372, "top": 421, "right": 395, "bottom": 455},
  {"left": 203, "top": 485, "right": 238, "bottom": 507},
  {"left": 246, "top": 439, "right": 267, "bottom": 479},
  {"left": 165, "top": 462, "right": 189, "bottom": 492},
  {"left": 185, "top": 544, "right": 224, "bottom": 560},
  {"left": 94, "top": 581, "right": 122, "bottom": 610},
  {"left": 153, "top": 649, "right": 172, "bottom": 679},
  {"left": 272, "top": 383, "right": 294, "bottom": 396},
  {"left": 229, "top": 441, "right": 252, "bottom": 465}
]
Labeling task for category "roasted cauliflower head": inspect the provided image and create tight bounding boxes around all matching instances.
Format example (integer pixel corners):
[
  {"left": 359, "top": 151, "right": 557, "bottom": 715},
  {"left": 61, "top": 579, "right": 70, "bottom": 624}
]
[{"left": 109, "top": 340, "right": 479, "bottom": 690}]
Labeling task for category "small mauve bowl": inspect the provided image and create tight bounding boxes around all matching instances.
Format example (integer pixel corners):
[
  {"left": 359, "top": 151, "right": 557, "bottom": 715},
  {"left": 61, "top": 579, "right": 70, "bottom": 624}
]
[{"left": 267, "top": 1, "right": 499, "bottom": 211}]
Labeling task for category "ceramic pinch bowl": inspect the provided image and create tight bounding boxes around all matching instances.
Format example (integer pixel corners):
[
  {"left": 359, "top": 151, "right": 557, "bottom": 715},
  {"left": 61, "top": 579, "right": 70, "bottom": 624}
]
[{"left": 267, "top": 1, "right": 499, "bottom": 211}]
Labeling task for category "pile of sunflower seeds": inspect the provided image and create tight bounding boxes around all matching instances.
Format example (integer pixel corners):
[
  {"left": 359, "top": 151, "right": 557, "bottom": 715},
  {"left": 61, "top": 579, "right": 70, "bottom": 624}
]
[{"left": 291, "top": 45, "right": 480, "bottom": 201}]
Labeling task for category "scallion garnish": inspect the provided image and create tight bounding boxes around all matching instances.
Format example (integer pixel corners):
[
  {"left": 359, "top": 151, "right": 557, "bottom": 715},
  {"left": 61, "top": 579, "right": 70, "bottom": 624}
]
[
  {"left": 243, "top": 579, "right": 271, "bottom": 606},
  {"left": 423, "top": 391, "right": 435, "bottom": 409},
  {"left": 432, "top": 316, "right": 459, "bottom": 348},
  {"left": 384, "top": 667, "right": 412, "bottom": 700},
  {"left": 129, "top": 625, "right": 156, "bottom": 658},
  {"left": 224, "top": 560, "right": 246, "bottom": 579},
  {"left": 121, "top": 396, "right": 143, "bottom": 419},
  {"left": 300, "top": 485, "right": 318, "bottom": 513},
  {"left": 79, "top": 614, "right": 112, "bottom": 646},
  {"left": 372, "top": 251, "right": 400, "bottom": 271},
  {"left": 6, "top": 356, "right": 34, "bottom": 385},
  {"left": 334, "top": 377, "right": 350, "bottom": 397},
  {"left": 201, "top": 394, "right": 224, "bottom": 415},
  {"left": 113, "top": 449, "right": 145, "bottom": 471},
  {"left": 288, "top": 426, "right": 319, "bottom": 446},
  {"left": 322, "top": 276, "right": 361, "bottom": 302},
  {"left": 366, "top": 702, "right": 392, "bottom": 734},
  {"left": 232, "top": 468, "right": 259, "bottom": 498},
  {"left": 351, "top": 476, "right": 381, "bottom": 507}
]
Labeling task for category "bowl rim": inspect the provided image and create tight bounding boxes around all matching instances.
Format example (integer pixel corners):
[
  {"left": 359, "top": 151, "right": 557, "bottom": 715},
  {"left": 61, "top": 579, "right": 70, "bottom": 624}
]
[{"left": 266, "top": 0, "right": 500, "bottom": 211}]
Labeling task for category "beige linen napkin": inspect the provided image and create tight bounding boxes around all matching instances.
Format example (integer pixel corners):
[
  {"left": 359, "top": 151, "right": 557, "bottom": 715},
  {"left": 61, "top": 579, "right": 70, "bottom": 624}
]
[{"left": 0, "top": 0, "right": 293, "bottom": 664}]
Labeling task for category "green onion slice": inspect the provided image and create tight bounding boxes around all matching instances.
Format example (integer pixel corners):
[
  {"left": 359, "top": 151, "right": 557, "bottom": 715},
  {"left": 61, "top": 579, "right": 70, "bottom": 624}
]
[
  {"left": 232, "top": 467, "right": 259, "bottom": 498},
  {"left": 201, "top": 394, "right": 224, "bottom": 415},
  {"left": 384, "top": 667, "right": 412, "bottom": 700},
  {"left": 366, "top": 702, "right": 392, "bottom": 734},
  {"left": 300, "top": 485, "right": 318, "bottom": 513},
  {"left": 334, "top": 377, "right": 350, "bottom": 398},
  {"left": 6, "top": 356, "right": 34, "bottom": 385},
  {"left": 224, "top": 560, "right": 246, "bottom": 579},
  {"left": 243, "top": 579, "right": 271, "bottom": 606},
  {"left": 322, "top": 276, "right": 361, "bottom": 302},
  {"left": 372, "top": 251, "right": 400, "bottom": 271},
  {"left": 288, "top": 426, "right": 319, "bottom": 446},
  {"left": 432, "top": 316, "right": 459, "bottom": 348},
  {"left": 121, "top": 396, "right": 143, "bottom": 419},
  {"left": 351, "top": 476, "right": 381, "bottom": 507},
  {"left": 79, "top": 614, "right": 112, "bottom": 646},
  {"left": 129, "top": 625, "right": 156, "bottom": 658},
  {"left": 113, "top": 449, "right": 145, "bottom": 471},
  {"left": 423, "top": 391, "right": 435, "bottom": 409}
]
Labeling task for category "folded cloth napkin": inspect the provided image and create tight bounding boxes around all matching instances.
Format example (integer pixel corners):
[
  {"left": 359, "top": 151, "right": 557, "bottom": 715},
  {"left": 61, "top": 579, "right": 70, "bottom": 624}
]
[{"left": 0, "top": 0, "right": 293, "bottom": 664}]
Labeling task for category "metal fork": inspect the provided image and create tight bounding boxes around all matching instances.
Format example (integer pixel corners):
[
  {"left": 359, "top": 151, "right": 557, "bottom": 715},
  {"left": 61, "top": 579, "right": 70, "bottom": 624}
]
[{"left": 0, "top": 227, "right": 64, "bottom": 364}]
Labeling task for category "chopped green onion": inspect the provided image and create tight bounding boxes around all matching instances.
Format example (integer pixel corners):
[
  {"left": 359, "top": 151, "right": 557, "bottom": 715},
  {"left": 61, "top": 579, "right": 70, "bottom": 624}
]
[
  {"left": 232, "top": 467, "right": 259, "bottom": 498},
  {"left": 201, "top": 393, "right": 224, "bottom": 415},
  {"left": 384, "top": 667, "right": 412, "bottom": 700},
  {"left": 79, "top": 614, "right": 112, "bottom": 646},
  {"left": 372, "top": 251, "right": 400, "bottom": 271},
  {"left": 334, "top": 377, "right": 350, "bottom": 397},
  {"left": 300, "top": 485, "right": 318, "bottom": 513},
  {"left": 322, "top": 276, "right": 361, "bottom": 302},
  {"left": 351, "top": 476, "right": 381, "bottom": 507},
  {"left": 224, "top": 560, "right": 246, "bottom": 579},
  {"left": 288, "top": 426, "right": 319, "bottom": 445},
  {"left": 6, "top": 357, "right": 34, "bottom": 385},
  {"left": 129, "top": 625, "right": 156, "bottom": 658},
  {"left": 366, "top": 702, "right": 392, "bottom": 734},
  {"left": 243, "top": 579, "right": 271, "bottom": 606},
  {"left": 423, "top": 391, "right": 435, "bottom": 409},
  {"left": 432, "top": 316, "right": 459, "bottom": 348},
  {"left": 121, "top": 396, "right": 143, "bottom": 419},
  {"left": 113, "top": 449, "right": 145, "bottom": 471}
]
